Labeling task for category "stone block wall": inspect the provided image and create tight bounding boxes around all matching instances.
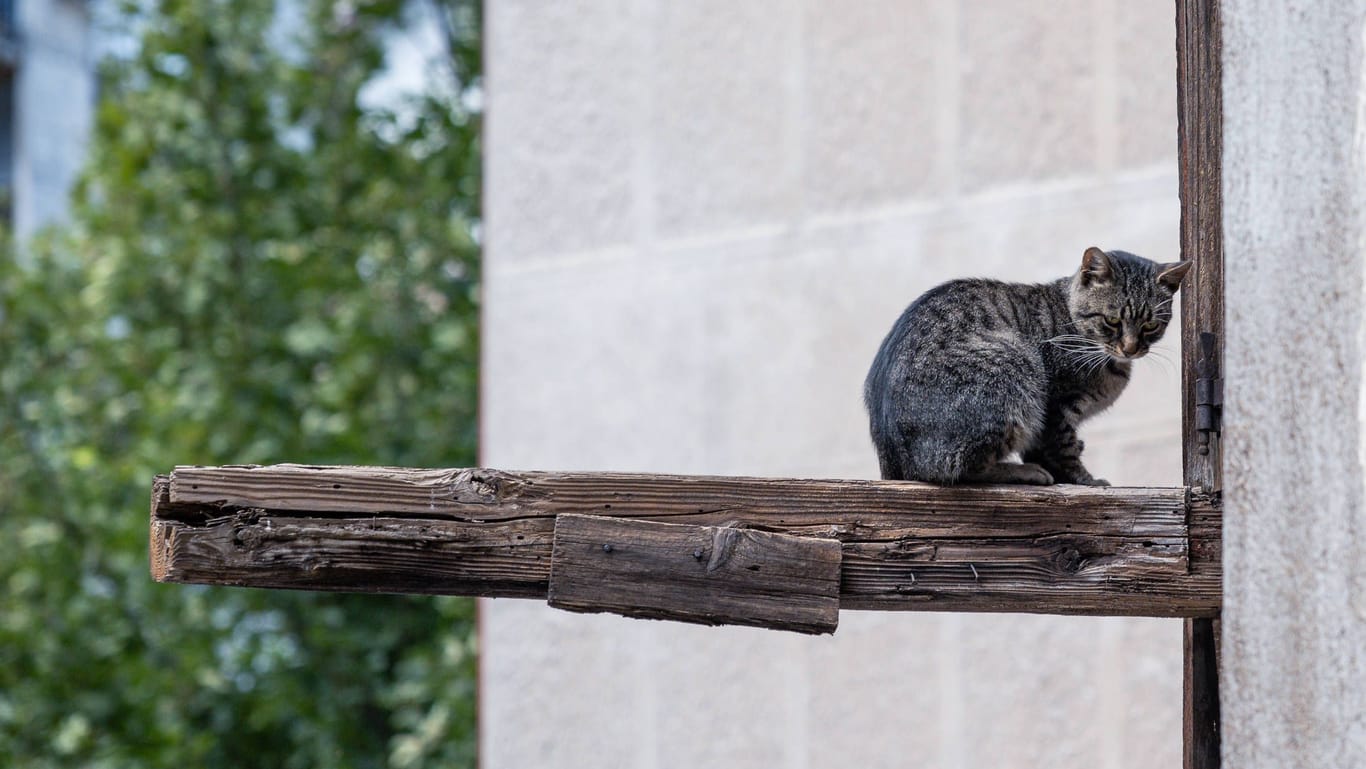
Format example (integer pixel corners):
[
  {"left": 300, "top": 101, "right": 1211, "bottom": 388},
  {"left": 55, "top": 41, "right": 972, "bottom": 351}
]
[{"left": 483, "top": 3, "right": 1183, "bottom": 766}]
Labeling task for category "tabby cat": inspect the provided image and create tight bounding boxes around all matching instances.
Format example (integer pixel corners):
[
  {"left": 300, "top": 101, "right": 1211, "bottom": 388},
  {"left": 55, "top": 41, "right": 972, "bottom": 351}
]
[{"left": 863, "top": 247, "right": 1189, "bottom": 485}]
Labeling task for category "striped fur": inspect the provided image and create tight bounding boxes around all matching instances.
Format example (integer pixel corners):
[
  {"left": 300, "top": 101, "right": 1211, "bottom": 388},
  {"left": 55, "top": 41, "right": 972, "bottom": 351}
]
[{"left": 864, "top": 248, "right": 1189, "bottom": 485}]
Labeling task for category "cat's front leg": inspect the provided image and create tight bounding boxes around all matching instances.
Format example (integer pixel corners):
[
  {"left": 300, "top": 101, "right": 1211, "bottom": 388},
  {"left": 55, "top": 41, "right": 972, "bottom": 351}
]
[
  {"left": 1066, "top": 470, "right": 1111, "bottom": 487},
  {"left": 1024, "top": 418, "right": 1110, "bottom": 486}
]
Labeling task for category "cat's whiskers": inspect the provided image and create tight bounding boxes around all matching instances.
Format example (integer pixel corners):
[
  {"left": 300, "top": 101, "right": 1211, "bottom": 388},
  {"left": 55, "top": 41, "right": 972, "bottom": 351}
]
[
  {"left": 1082, "top": 352, "right": 1113, "bottom": 377},
  {"left": 1060, "top": 349, "right": 1109, "bottom": 368},
  {"left": 1052, "top": 340, "right": 1114, "bottom": 377},
  {"left": 1144, "top": 347, "right": 1179, "bottom": 378},
  {"left": 1046, "top": 335, "right": 1104, "bottom": 351},
  {"left": 1046, "top": 335, "right": 1111, "bottom": 374}
]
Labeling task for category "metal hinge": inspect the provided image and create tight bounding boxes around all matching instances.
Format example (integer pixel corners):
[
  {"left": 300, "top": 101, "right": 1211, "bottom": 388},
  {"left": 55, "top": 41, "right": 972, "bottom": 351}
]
[{"left": 1195, "top": 331, "right": 1222, "bottom": 455}]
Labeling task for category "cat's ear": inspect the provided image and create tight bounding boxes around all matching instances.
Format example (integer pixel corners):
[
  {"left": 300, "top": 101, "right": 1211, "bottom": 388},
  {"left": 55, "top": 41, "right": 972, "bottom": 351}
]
[
  {"left": 1080, "top": 247, "right": 1113, "bottom": 285},
  {"left": 1157, "top": 260, "right": 1192, "bottom": 291}
]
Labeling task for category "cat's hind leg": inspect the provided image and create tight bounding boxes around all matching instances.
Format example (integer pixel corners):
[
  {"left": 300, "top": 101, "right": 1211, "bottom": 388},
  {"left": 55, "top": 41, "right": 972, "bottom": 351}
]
[
  {"left": 959, "top": 415, "right": 1053, "bottom": 485},
  {"left": 901, "top": 399, "right": 1049, "bottom": 484},
  {"left": 960, "top": 460, "right": 1054, "bottom": 485},
  {"left": 900, "top": 333, "right": 1049, "bottom": 485}
]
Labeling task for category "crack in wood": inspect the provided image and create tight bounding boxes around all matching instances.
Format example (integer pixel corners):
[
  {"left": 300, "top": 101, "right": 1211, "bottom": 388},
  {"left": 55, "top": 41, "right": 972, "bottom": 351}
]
[{"left": 151, "top": 465, "right": 1221, "bottom": 620}]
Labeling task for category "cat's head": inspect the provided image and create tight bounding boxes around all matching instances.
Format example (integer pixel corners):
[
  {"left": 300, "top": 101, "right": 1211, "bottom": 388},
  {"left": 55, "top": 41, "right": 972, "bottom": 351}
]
[{"left": 1068, "top": 247, "right": 1191, "bottom": 360}]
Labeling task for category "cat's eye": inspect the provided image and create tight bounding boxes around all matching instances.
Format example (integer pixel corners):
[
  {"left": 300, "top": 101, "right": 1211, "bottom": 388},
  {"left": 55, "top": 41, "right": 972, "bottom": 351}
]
[
  {"left": 1104, "top": 316, "right": 1121, "bottom": 327},
  {"left": 1142, "top": 321, "right": 1160, "bottom": 332}
]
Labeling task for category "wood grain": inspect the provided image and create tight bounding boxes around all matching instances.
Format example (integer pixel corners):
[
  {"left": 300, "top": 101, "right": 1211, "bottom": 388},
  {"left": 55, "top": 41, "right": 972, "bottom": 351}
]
[
  {"left": 548, "top": 514, "right": 841, "bottom": 635},
  {"left": 1178, "top": 0, "right": 1224, "bottom": 495},
  {"left": 1185, "top": 616, "right": 1222, "bottom": 769},
  {"left": 152, "top": 465, "right": 1221, "bottom": 618},
  {"left": 1177, "top": 0, "right": 1224, "bottom": 766}
]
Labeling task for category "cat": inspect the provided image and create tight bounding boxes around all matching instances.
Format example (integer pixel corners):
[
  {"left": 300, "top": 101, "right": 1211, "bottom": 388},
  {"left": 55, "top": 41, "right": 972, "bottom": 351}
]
[{"left": 863, "top": 247, "right": 1190, "bottom": 486}]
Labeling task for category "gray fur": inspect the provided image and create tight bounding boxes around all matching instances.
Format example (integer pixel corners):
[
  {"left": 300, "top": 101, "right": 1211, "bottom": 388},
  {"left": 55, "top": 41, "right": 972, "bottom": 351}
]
[{"left": 863, "top": 247, "right": 1190, "bottom": 485}]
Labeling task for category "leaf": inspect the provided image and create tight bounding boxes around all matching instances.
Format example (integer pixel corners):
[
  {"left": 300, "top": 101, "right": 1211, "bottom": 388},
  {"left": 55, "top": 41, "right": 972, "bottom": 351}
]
[{"left": 0, "top": 1, "right": 482, "bottom": 766}]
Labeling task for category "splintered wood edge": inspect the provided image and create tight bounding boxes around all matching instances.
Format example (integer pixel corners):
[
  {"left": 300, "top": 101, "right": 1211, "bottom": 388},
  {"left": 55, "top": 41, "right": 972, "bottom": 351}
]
[{"left": 149, "top": 475, "right": 174, "bottom": 582}]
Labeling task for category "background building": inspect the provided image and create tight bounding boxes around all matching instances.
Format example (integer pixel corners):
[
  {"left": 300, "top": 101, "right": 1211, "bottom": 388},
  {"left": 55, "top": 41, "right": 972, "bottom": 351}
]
[
  {"left": 5, "top": 0, "right": 94, "bottom": 238},
  {"left": 482, "top": 3, "right": 1184, "bottom": 767}
]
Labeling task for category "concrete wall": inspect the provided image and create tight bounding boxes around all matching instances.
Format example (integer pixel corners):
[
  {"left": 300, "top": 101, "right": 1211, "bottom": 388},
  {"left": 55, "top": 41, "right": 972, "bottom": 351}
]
[
  {"left": 483, "top": 3, "right": 1183, "bottom": 767},
  {"left": 14, "top": 0, "right": 95, "bottom": 238},
  {"left": 1222, "top": 2, "right": 1366, "bottom": 767}
]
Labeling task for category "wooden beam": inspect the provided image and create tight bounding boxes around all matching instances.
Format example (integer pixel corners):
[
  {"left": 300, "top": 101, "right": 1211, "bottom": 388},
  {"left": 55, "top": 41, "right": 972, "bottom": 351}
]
[
  {"left": 151, "top": 464, "right": 1220, "bottom": 619},
  {"left": 547, "top": 514, "right": 842, "bottom": 635},
  {"left": 1184, "top": 617, "right": 1222, "bottom": 769},
  {"left": 1178, "top": 0, "right": 1224, "bottom": 495},
  {"left": 1177, "top": 0, "right": 1224, "bottom": 765}
]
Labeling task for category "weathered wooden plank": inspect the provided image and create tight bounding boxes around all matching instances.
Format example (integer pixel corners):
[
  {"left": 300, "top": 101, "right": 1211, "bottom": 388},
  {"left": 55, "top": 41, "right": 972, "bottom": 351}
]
[
  {"left": 547, "top": 514, "right": 841, "bottom": 634},
  {"left": 152, "top": 465, "right": 1221, "bottom": 617},
  {"left": 1177, "top": 0, "right": 1224, "bottom": 764},
  {"left": 1178, "top": 0, "right": 1224, "bottom": 495},
  {"left": 1185, "top": 492, "right": 1224, "bottom": 768},
  {"left": 170, "top": 464, "right": 1181, "bottom": 535},
  {"left": 1184, "top": 616, "right": 1222, "bottom": 769},
  {"left": 151, "top": 475, "right": 550, "bottom": 597}
]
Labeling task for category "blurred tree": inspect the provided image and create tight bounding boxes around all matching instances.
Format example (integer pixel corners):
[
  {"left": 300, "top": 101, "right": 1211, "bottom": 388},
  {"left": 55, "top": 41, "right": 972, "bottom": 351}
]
[{"left": 0, "top": 1, "right": 481, "bottom": 767}]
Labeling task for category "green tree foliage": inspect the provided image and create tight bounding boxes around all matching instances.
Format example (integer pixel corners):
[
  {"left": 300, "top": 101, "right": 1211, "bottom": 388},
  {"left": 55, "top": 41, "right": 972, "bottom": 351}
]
[{"left": 0, "top": 1, "right": 481, "bottom": 766}]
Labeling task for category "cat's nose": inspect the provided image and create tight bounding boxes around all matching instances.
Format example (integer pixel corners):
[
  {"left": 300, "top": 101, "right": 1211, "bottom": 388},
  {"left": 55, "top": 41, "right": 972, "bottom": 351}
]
[{"left": 1121, "top": 336, "right": 1141, "bottom": 356}]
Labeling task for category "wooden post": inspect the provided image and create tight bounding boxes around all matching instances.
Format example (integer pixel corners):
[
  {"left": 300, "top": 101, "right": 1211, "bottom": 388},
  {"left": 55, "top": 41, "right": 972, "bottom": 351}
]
[
  {"left": 1177, "top": 0, "right": 1223, "bottom": 766},
  {"left": 1184, "top": 617, "right": 1221, "bottom": 769},
  {"left": 1177, "top": 0, "right": 1224, "bottom": 493}
]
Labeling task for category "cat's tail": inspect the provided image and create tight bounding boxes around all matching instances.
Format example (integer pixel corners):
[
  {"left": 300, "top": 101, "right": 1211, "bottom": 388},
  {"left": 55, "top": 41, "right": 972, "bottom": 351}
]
[
  {"left": 867, "top": 399, "right": 918, "bottom": 481},
  {"left": 866, "top": 373, "right": 906, "bottom": 481},
  {"left": 872, "top": 432, "right": 907, "bottom": 481},
  {"left": 868, "top": 394, "right": 925, "bottom": 482}
]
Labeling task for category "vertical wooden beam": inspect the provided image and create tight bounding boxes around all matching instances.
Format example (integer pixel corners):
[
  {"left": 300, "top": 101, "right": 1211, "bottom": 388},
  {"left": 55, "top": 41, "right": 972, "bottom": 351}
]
[
  {"left": 1184, "top": 618, "right": 1221, "bottom": 769},
  {"left": 1177, "top": 0, "right": 1222, "bottom": 767},
  {"left": 1177, "top": 0, "right": 1224, "bottom": 494}
]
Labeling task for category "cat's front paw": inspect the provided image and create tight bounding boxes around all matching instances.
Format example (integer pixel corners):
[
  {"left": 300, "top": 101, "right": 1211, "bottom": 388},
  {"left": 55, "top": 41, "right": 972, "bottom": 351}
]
[{"left": 1077, "top": 477, "right": 1111, "bottom": 487}]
